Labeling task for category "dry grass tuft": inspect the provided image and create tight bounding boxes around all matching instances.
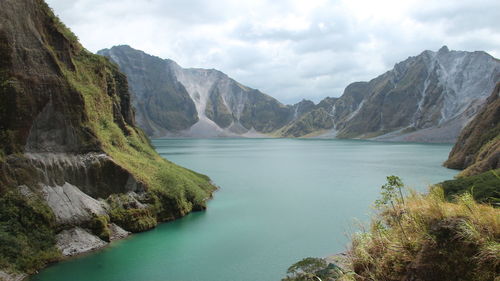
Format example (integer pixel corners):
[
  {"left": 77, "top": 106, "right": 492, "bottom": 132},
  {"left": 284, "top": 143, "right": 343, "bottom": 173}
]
[{"left": 345, "top": 186, "right": 499, "bottom": 281}]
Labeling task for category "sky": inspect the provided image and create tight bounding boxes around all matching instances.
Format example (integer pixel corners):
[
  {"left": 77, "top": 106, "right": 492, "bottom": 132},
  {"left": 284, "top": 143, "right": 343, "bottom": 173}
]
[{"left": 45, "top": 0, "right": 500, "bottom": 104}]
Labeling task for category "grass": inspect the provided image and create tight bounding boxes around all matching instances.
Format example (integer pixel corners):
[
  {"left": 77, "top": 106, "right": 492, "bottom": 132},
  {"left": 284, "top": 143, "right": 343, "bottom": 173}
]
[
  {"left": 283, "top": 180, "right": 499, "bottom": 281},
  {"left": 0, "top": 190, "right": 60, "bottom": 274},
  {"left": 345, "top": 187, "right": 499, "bottom": 281}
]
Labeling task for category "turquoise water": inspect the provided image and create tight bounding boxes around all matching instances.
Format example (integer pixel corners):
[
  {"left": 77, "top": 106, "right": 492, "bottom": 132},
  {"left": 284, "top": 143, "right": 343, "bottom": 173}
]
[{"left": 31, "top": 139, "right": 457, "bottom": 281}]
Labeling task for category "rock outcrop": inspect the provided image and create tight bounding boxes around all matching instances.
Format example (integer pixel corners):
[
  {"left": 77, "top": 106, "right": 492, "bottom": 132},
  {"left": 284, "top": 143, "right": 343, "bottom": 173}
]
[
  {"left": 444, "top": 82, "right": 500, "bottom": 176},
  {"left": 0, "top": 0, "right": 215, "bottom": 275},
  {"left": 98, "top": 45, "right": 311, "bottom": 137},
  {"left": 55, "top": 227, "right": 108, "bottom": 257}
]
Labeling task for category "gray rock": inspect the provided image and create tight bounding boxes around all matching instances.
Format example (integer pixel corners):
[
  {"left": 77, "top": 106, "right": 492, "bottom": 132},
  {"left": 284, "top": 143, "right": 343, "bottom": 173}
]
[
  {"left": 0, "top": 271, "right": 27, "bottom": 281},
  {"left": 41, "top": 182, "right": 107, "bottom": 225},
  {"left": 56, "top": 227, "right": 108, "bottom": 257},
  {"left": 109, "top": 223, "right": 131, "bottom": 241}
]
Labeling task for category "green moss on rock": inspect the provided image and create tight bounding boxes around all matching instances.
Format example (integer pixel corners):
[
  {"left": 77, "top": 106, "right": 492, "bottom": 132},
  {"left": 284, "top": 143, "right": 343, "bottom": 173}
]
[{"left": 0, "top": 190, "right": 61, "bottom": 273}]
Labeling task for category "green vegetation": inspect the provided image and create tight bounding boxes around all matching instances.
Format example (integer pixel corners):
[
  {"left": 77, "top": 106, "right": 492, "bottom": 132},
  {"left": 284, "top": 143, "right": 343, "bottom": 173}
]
[
  {"left": 282, "top": 257, "right": 344, "bottom": 281},
  {"left": 0, "top": 190, "right": 60, "bottom": 274},
  {"left": 439, "top": 169, "right": 500, "bottom": 205},
  {"left": 284, "top": 177, "right": 500, "bottom": 281},
  {"left": 49, "top": 18, "right": 215, "bottom": 225},
  {"left": 107, "top": 194, "right": 157, "bottom": 232},
  {"left": 86, "top": 215, "right": 111, "bottom": 241},
  {"left": 347, "top": 186, "right": 499, "bottom": 281},
  {"left": 0, "top": 1, "right": 215, "bottom": 275}
]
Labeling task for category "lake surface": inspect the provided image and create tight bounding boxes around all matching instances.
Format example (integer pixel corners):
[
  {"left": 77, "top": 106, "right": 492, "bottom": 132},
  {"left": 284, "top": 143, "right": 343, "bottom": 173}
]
[{"left": 32, "top": 139, "right": 457, "bottom": 281}]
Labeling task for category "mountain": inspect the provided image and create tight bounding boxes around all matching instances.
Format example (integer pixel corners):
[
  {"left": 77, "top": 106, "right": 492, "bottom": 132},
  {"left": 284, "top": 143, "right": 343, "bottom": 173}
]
[
  {"left": 282, "top": 46, "right": 500, "bottom": 142},
  {"left": 0, "top": 0, "right": 215, "bottom": 277},
  {"left": 98, "top": 45, "right": 308, "bottom": 137}
]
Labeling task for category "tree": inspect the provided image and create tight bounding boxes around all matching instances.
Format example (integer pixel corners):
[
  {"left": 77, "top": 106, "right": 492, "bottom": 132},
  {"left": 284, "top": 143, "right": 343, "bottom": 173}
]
[{"left": 375, "top": 175, "right": 408, "bottom": 240}]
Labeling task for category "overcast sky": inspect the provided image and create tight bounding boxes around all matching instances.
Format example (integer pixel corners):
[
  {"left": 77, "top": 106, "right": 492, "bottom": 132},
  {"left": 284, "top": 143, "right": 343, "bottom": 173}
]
[{"left": 46, "top": 0, "right": 499, "bottom": 104}]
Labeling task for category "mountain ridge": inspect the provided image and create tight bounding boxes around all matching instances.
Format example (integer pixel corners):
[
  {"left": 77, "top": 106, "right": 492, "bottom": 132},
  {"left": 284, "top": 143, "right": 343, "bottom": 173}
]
[{"left": 99, "top": 45, "right": 500, "bottom": 143}]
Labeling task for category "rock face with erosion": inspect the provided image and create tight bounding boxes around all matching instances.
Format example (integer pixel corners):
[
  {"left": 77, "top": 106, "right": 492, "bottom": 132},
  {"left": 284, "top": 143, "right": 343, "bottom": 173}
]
[
  {"left": 444, "top": 82, "right": 500, "bottom": 176},
  {"left": 0, "top": 0, "right": 215, "bottom": 275}
]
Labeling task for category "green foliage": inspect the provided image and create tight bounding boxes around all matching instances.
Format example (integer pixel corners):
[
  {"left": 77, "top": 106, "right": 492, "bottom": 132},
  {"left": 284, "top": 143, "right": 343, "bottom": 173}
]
[
  {"left": 0, "top": 190, "right": 60, "bottom": 273},
  {"left": 375, "top": 175, "right": 405, "bottom": 208},
  {"left": 44, "top": 3, "right": 79, "bottom": 43},
  {"left": 439, "top": 169, "right": 500, "bottom": 205},
  {"left": 107, "top": 194, "right": 157, "bottom": 232},
  {"left": 86, "top": 215, "right": 111, "bottom": 241},
  {"left": 109, "top": 207, "right": 157, "bottom": 233},
  {"left": 283, "top": 257, "right": 336, "bottom": 281}
]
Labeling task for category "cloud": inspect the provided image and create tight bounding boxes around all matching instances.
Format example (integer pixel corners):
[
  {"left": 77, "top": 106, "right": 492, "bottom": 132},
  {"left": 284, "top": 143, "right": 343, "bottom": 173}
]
[{"left": 46, "top": 0, "right": 500, "bottom": 104}]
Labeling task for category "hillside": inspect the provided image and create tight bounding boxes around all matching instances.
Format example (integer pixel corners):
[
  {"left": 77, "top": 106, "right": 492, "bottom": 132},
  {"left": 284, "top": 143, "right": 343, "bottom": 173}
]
[
  {"left": 0, "top": 0, "right": 215, "bottom": 277},
  {"left": 439, "top": 82, "right": 500, "bottom": 203},
  {"left": 444, "top": 82, "right": 500, "bottom": 176}
]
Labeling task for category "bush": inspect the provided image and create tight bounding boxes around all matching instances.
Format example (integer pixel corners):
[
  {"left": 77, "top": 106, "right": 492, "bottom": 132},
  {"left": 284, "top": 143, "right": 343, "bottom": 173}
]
[{"left": 439, "top": 169, "right": 500, "bottom": 205}]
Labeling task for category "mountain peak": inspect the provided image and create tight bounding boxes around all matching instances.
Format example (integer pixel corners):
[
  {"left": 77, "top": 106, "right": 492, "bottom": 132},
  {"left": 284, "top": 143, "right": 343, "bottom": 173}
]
[{"left": 438, "top": 45, "right": 450, "bottom": 53}]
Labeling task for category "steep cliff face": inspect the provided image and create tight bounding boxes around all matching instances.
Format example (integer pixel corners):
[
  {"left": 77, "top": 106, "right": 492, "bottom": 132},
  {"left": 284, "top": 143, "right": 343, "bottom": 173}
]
[
  {"left": 99, "top": 46, "right": 299, "bottom": 137},
  {"left": 283, "top": 47, "right": 500, "bottom": 142},
  {"left": 0, "top": 0, "right": 215, "bottom": 275},
  {"left": 444, "top": 82, "right": 500, "bottom": 176},
  {"left": 97, "top": 46, "right": 198, "bottom": 136}
]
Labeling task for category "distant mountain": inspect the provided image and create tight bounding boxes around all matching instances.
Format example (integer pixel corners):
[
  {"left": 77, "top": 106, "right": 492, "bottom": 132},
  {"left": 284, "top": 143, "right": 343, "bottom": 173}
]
[
  {"left": 283, "top": 46, "right": 500, "bottom": 142},
  {"left": 99, "top": 46, "right": 311, "bottom": 137}
]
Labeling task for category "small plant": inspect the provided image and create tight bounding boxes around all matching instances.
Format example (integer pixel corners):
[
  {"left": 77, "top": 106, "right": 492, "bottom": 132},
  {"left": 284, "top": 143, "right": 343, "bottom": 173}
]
[
  {"left": 375, "top": 175, "right": 408, "bottom": 241},
  {"left": 375, "top": 175, "right": 405, "bottom": 208}
]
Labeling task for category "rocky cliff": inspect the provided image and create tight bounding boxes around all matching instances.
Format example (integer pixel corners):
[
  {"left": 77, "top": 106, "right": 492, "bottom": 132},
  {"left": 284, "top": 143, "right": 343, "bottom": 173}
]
[
  {"left": 0, "top": 0, "right": 215, "bottom": 276},
  {"left": 444, "top": 82, "right": 500, "bottom": 176},
  {"left": 99, "top": 46, "right": 303, "bottom": 137},
  {"left": 283, "top": 46, "right": 500, "bottom": 142}
]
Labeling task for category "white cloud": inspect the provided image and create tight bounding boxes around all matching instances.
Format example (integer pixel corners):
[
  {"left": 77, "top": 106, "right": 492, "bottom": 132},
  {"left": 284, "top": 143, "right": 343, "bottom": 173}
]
[{"left": 46, "top": 0, "right": 500, "bottom": 104}]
